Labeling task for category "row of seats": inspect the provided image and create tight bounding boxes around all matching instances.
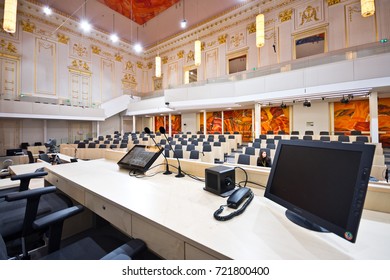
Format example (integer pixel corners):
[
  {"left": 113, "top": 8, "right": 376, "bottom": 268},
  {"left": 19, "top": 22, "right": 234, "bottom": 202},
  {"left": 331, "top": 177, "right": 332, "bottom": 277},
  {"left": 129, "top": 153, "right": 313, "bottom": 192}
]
[{"left": 265, "top": 130, "right": 365, "bottom": 135}]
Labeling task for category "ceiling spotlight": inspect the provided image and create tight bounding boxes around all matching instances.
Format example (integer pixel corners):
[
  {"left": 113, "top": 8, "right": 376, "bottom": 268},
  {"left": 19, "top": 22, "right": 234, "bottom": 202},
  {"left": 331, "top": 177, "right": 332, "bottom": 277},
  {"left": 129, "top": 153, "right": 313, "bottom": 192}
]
[
  {"left": 340, "top": 96, "right": 350, "bottom": 104},
  {"left": 280, "top": 102, "right": 287, "bottom": 109},
  {"left": 180, "top": 19, "right": 187, "bottom": 29},
  {"left": 303, "top": 100, "right": 311, "bottom": 107},
  {"left": 80, "top": 20, "right": 91, "bottom": 32},
  {"left": 133, "top": 43, "right": 143, "bottom": 53},
  {"left": 110, "top": 33, "right": 119, "bottom": 43},
  {"left": 43, "top": 6, "right": 52, "bottom": 16}
]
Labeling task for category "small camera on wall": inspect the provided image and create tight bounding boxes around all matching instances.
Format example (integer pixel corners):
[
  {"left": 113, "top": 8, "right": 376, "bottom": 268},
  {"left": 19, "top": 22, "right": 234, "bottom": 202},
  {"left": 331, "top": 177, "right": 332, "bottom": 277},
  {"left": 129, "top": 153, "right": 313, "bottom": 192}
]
[
  {"left": 165, "top": 102, "right": 170, "bottom": 106},
  {"left": 204, "top": 166, "right": 235, "bottom": 196}
]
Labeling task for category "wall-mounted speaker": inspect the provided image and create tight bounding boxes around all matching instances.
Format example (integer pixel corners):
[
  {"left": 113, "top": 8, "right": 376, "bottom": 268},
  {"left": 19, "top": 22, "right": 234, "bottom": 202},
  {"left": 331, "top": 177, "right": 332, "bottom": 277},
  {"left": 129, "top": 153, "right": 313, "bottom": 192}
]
[{"left": 204, "top": 166, "right": 235, "bottom": 196}]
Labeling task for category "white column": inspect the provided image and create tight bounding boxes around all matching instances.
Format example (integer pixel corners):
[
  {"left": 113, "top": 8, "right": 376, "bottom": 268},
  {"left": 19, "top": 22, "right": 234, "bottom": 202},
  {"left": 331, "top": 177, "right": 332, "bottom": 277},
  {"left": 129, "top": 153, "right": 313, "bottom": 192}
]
[
  {"left": 369, "top": 92, "right": 379, "bottom": 143},
  {"left": 96, "top": 122, "right": 100, "bottom": 137},
  {"left": 203, "top": 111, "right": 207, "bottom": 135},
  {"left": 254, "top": 103, "right": 261, "bottom": 139},
  {"left": 169, "top": 113, "right": 172, "bottom": 137},
  {"left": 132, "top": 116, "right": 136, "bottom": 133},
  {"left": 221, "top": 111, "right": 224, "bottom": 133},
  {"left": 43, "top": 119, "right": 47, "bottom": 142}
]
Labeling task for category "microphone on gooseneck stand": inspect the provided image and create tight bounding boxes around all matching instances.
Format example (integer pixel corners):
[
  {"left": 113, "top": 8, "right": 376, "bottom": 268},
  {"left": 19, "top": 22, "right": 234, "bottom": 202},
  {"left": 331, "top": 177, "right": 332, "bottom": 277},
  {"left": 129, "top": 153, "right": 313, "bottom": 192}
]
[
  {"left": 144, "top": 127, "right": 172, "bottom": 175},
  {"left": 159, "top": 126, "right": 184, "bottom": 178}
]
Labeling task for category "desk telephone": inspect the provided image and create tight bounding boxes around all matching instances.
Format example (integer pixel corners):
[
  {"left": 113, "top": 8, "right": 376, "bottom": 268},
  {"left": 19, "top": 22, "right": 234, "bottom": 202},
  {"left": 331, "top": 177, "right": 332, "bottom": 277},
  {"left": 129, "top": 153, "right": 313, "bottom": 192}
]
[{"left": 214, "top": 187, "right": 254, "bottom": 221}]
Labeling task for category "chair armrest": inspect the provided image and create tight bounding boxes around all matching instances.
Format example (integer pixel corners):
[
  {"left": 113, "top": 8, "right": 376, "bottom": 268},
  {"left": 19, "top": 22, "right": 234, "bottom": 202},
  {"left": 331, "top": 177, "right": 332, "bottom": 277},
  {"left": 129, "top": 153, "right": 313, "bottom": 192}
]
[
  {"left": 33, "top": 205, "right": 84, "bottom": 230},
  {"left": 5, "top": 186, "right": 56, "bottom": 202},
  {"left": 10, "top": 171, "right": 48, "bottom": 192},
  {"left": 101, "top": 239, "right": 146, "bottom": 260}
]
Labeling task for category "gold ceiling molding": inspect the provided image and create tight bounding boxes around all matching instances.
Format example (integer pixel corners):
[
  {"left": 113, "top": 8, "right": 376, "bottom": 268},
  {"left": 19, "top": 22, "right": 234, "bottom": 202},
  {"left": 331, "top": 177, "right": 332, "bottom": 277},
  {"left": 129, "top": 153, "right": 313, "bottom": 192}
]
[
  {"left": 218, "top": 34, "right": 227, "bottom": 44},
  {"left": 279, "top": 9, "right": 293, "bottom": 22},
  {"left": 177, "top": 50, "right": 184, "bottom": 59},
  {"left": 147, "top": 62, "right": 153, "bottom": 69},
  {"left": 91, "top": 45, "right": 101, "bottom": 55},
  {"left": 57, "top": 33, "right": 69, "bottom": 44},
  {"left": 327, "top": 0, "right": 341, "bottom": 6},
  {"left": 162, "top": 56, "right": 168, "bottom": 64},
  {"left": 21, "top": 20, "right": 35, "bottom": 33},
  {"left": 247, "top": 23, "right": 256, "bottom": 34},
  {"left": 137, "top": 61, "right": 144, "bottom": 69},
  {"left": 115, "top": 53, "right": 123, "bottom": 62}
]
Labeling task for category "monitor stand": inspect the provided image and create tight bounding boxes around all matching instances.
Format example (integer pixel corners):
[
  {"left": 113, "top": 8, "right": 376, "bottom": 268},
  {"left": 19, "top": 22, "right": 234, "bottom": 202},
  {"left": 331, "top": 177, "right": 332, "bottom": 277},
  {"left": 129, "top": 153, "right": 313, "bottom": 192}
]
[{"left": 285, "top": 210, "right": 329, "bottom": 232}]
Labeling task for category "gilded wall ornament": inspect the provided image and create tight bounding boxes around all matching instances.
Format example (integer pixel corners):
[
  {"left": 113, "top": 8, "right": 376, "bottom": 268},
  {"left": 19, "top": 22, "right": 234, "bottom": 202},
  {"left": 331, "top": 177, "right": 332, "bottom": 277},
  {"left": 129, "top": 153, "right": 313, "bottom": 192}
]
[
  {"left": 70, "top": 59, "right": 90, "bottom": 72},
  {"left": 125, "top": 61, "right": 135, "bottom": 72},
  {"left": 300, "top": 5, "right": 319, "bottom": 26},
  {"left": 162, "top": 56, "right": 168, "bottom": 64},
  {"left": 91, "top": 45, "right": 101, "bottom": 54},
  {"left": 187, "top": 50, "right": 194, "bottom": 63},
  {"left": 247, "top": 23, "right": 256, "bottom": 34},
  {"left": 0, "top": 39, "right": 17, "bottom": 53},
  {"left": 137, "top": 61, "right": 143, "bottom": 68},
  {"left": 73, "top": 43, "right": 88, "bottom": 57},
  {"left": 177, "top": 50, "right": 184, "bottom": 59},
  {"left": 327, "top": 0, "right": 341, "bottom": 6},
  {"left": 279, "top": 9, "right": 293, "bottom": 22},
  {"left": 21, "top": 20, "right": 35, "bottom": 33},
  {"left": 57, "top": 33, "right": 69, "bottom": 44},
  {"left": 115, "top": 53, "right": 123, "bottom": 62},
  {"left": 147, "top": 62, "right": 153, "bottom": 69}
]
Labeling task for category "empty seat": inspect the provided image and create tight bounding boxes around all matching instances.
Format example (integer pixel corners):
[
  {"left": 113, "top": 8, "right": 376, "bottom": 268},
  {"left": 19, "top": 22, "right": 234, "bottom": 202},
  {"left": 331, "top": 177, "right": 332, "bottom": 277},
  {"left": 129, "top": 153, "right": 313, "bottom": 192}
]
[
  {"left": 278, "top": 130, "right": 286, "bottom": 135},
  {"left": 266, "top": 131, "right": 274, "bottom": 135},
  {"left": 260, "top": 134, "right": 267, "bottom": 139},
  {"left": 338, "top": 135, "right": 350, "bottom": 142},
  {"left": 237, "top": 154, "right": 250, "bottom": 165},
  {"left": 109, "top": 144, "right": 117, "bottom": 149},
  {"left": 266, "top": 139, "right": 275, "bottom": 144},
  {"left": 253, "top": 142, "right": 261, "bottom": 149},
  {"left": 77, "top": 142, "right": 86, "bottom": 148},
  {"left": 103, "top": 140, "right": 110, "bottom": 144},
  {"left": 303, "top": 135, "right": 312, "bottom": 140},
  {"left": 181, "top": 140, "right": 188, "bottom": 145},
  {"left": 174, "top": 144, "right": 182, "bottom": 150},
  {"left": 319, "top": 136, "right": 330, "bottom": 141},
  {"left": 186, "top": 144, "right": 195, "bottom": 151},
  {"left": 120, "top": 143, "right": 127, "bottom": 149},
  {"left": 113, "top": 139, "right": 120, "bottom": 144},
  {"left": 244, "top": 147, "right": 256, "bottom": 155},
  {"left": 38, "top": 153, "right": 51, "bottom": 163},
  {"left": 274, "top": 136, "right": 282, "bottom": 140},
  {"left": 351, "top": 130, "right": 362, "bottom": 135},
  {"left": 266, "top": 143, "right": 276, "bottom": 149},
  {"left": 98, "top": 136, "right": 104, "bottom": 141},
  {"left": 319, "top": 131, "right": 329, "bottom": 135},
  {"left": 356, "top": 136, "right": 369, "bottom": 143},
  {"left": 305, "top": 131, "right": 314, "bottom": 135},
  {"left": 290, "top": 136, "right": 299, "bottom": 140},
  {"left": 213, "top": 142, "right": 221, "bottom": 147},
  {"left": 173, "top": 150, "right": 183, "bottom": 159},
  {"left": 98, "top": 144, "right": 106, "bottom": 149},
  {"left": 203, "top": 145, "right": 212, "bottom": 152},
  {"left": 189, "top": 150, "right": 200, "bottom": 160},
  {"left": 87, "top": 143, "right": 96, "bottom": 148},
  {"left": 291, "top": 131, "right": 299, "bottom": 135}
]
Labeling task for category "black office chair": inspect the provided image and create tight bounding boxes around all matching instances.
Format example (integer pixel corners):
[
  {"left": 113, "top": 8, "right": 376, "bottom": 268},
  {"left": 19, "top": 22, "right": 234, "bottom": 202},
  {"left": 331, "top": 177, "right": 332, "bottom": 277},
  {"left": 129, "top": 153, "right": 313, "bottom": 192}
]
[
  {"left": 351, "top": 130, "right": 362, "bottom": 135},
  {"left": 77, "top": 142, "right": 86, "bottom": 148},
  {"left": 203, "top": 145, "right": 212, "bottom": 153},
  {"left": 38, "top": 153, "right": 51, "bottom": 163},
  {"left": 27, "top": 151, "right": 35, "bottom": 164},
  {"left": 213, "top": 142, "right": 221, "bottom": 147},
  {"left": 266, "top": 143, "right": 276, "bottom": 149},
  {"left": 20, "top": 143, "right": 30, "bottom": 149},
  {"left": 356, "top": 136, "right": 369, "bottom": 143},
  {"left": 320, "top": 136, "right": 330, "bottom": 141},
  {"left": 305, "top": 130, "right": 314, "bottom": 135},
  {"left": 291, "top": 131, "right": 299, "bottom": 135},
  {"left": 109, "top": 144, "right": 117, "bottom": 149},
  {"left": 237, "top": 154, "right": 250, "bottom": 165},
  {"left": 174, "top": 144, "right": 182, "bottom": 150},
  {"left": 173, "top": 149, "right": 183, "bottom": 159},
  {"left": 319, "top": 131, "right": 329, "bottom": 135},
  {"left": 290, "top": 136, "right": 299, "bottom": 140},
  {"left": 189, "top": 150, "right": 200, "bottom": 160},
  {"left": 98, "top": 144, "right": 106, "bottom": 149},
  {"left": 338, "top": 135, "right": 350, "bottom": 142},
  {"left": 87, "top": 143, "right": 96, "bottom": 148},
  {"left": 186, "top": 144, "right": 195, "bottom": 151},
  {"left": 253, "top": 142, "right": 261, "bottom": 149},
  {"left": 244, "top": 147, "right": 255, "bottom": 155},
  {"left": 119, "top": 143, "right": 127, "bottom": 149},
  {"left": 303, "top": 135, "right": 312, "bottom": 140}
]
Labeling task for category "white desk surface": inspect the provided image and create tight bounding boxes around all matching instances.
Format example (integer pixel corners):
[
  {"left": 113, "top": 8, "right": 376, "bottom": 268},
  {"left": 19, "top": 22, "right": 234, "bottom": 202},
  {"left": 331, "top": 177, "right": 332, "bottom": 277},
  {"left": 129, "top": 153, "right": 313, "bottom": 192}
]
[
  {"left": 9, "top": 162, "right": 50, "bottom": 176},
  {"left": 45, "top": 158, "right": 390, "bottom": 260}
]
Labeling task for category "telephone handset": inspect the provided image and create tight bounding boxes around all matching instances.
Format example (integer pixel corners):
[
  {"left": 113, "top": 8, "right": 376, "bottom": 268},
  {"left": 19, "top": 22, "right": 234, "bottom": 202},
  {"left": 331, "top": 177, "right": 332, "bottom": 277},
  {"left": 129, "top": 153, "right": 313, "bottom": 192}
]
[{"left": 214, "top": 187, "right": 254, "bottom": 221}]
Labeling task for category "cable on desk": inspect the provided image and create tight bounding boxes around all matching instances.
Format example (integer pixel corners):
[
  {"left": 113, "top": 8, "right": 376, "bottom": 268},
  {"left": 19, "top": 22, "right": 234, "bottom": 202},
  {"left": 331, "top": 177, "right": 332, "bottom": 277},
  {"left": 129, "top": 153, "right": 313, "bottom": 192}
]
[
  {"left": 213, "top": 190, "right": 254, "bottom": 221},
  {"left": 234, "top": 166, "right": 248, "bottom": 187},
  {"left": 237, "top": 180, "right": 265, "bottom": 189}
]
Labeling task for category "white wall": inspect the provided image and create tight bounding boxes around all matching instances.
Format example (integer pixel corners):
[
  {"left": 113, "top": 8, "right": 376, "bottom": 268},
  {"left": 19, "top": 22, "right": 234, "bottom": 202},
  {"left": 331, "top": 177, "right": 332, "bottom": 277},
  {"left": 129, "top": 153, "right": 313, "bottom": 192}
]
[
  {"left": 181, "top": 113, "right": 197, "bottom": 134},
  {"left": 21, "top": 119, "right": 44, "bottom": 145},
  {"left": 99, "top": 114, "right": 121, "bottom": 137},
  {"left": 292, "top": 102, "right": 330, "bottom": 134},
  {"left": 47, "top": 120, "right": 69, "bottom": 144}
]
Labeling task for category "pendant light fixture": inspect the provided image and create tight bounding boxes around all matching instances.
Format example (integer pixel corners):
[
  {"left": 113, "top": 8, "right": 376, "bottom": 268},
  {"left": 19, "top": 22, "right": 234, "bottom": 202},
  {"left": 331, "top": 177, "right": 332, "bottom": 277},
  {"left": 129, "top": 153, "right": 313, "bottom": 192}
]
[
  {"left": 256, "top": 10, "right": 265, "bottom": 48},
  {"left": 361, "top": 0, "right": 375, "bottom": 17},
  {"left": 180, "top": 0, "right": 187, "bottom": 29},
  {"left": 194, "top": 0, "right": 201, "bottom": 66},
  {"left": 80, "top": 0, "right": 91, "bottom": 32},
  {"left": 155, "top": 52, "right": 161, "bottom": 78},
  {"left": 3, "top": 0, "right": 18, "bottom": 33},
  {"left": 110, "top": 14, "right": 119, "bottom": 42}
]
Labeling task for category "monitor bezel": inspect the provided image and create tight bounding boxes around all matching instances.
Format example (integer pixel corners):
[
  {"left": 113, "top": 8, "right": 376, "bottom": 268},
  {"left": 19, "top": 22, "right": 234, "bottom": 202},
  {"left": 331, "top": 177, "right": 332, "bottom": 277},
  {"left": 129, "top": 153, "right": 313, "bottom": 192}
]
[
  {"left": 264, "top": 140, "right": 375, "bottom": 243},
  {"left": 117, "top": 144, "right": 163, "bottom": 173}
]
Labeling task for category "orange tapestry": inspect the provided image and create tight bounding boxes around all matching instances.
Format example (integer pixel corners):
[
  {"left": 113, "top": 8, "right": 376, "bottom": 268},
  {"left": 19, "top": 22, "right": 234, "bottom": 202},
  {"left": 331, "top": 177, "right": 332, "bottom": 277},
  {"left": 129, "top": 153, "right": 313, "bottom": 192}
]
[
  {"left": 224, "top": 109, "right": 252, "bottom": 142},
  {"left": 170, "top": 115, "right": 181, "bottom": 135},
  {"left": 334, "top": 100, "right": 370, "bottom": 132},
  {"left": 154, "top": 116, "right": 167, "bottom": 133},
  {"left": 261, "top": 107, "right": 290, "bottom": 134},
  {"left": 378, "top": 98, "right": 390, "bottom": 147},
  {"left": 199, "top": 112, "right": 222, "bottom": 134}
]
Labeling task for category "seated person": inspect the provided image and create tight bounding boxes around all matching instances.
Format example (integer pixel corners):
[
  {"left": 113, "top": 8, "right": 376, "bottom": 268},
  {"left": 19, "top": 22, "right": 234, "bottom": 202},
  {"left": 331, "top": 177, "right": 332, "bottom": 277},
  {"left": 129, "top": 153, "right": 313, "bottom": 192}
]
[{"left": 257, "top": 151, "right": 272, "bottom": 167}]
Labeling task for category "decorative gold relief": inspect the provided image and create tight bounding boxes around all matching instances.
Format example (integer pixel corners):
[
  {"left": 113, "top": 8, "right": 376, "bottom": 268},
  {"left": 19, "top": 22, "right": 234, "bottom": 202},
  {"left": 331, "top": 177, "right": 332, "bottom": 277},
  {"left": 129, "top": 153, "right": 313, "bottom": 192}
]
[
  {"left": 177, "top": 50, "right": 184, "bottom": 59},
  {"left": 0, "top": 39, "right": 17, "bottom": 53},
  {"left": 21, "top": 20, "right": 35, "bottom": 33},
  {"left": 91, "top": 45, "right": 101, "bottom": 54},
  {"left": 279, "top": 9, "right": 293, "bottom": 22},
  {"left": 73, "top": 43, "right": 88, "bottom": 57},
  {"left": 162, "top": 56, "right": 168, "bottom": 64},
  {"left": 201, "top": 42, "right": 205, "bottom": 51},
  {"left": 122, "top": 74, "right": 137, "bottom": 90},
  {"left": 137, "top": 61, "right": 143, "bottom": 68},
  {"left": 153, "top": 76, "right": 163, "bottom": 91},
  {"left": 327, "top": 0, "right": 341, "bottom": 6},
  {"left": 115, "top": 53, "right": 123, "bottom": 62},
  {"left": 147, "top": 62, "right": 153, "bottom": 69},
  {"left": 69, "top": 59, "right": 91, "bottom": 74},
  {"left": 125, "top": 61, "right": 135, "bottom": 72},
  {"left": 123, "top": 74, "right": 136, "bottom": 83},
  {"left": 218, "top": 34, "right": 227, "bottom": 44},
  {"left": 187, "top": 50, "right": 194, "bottom": 63},
  {"left": 300, "top": 6, "right": 319, "bottom": 26},
  {"left": 230, "top": 32, "right": 245, "bottom": 48},
  {"left": 207, "top": 41, "right": 216, "bottom": 47},
  {"left": 56, "top": 33, "right": 69, "bottom": 44},
  {"left": 247, "top": 23, "right": 256, "bottom": 34}
]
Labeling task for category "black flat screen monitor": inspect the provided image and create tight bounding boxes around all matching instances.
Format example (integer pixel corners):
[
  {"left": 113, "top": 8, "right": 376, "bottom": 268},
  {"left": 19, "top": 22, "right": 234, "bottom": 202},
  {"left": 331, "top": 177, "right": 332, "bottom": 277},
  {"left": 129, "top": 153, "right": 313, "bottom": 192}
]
[
  {"left": 6, "top": 148, "right": 23, "bottom": 156},
  {"left": 117, "top": 145, "right": 163, "bottom": 174},
  {"left": 264, "top": 140, "right": 375, "bottom": 243}
]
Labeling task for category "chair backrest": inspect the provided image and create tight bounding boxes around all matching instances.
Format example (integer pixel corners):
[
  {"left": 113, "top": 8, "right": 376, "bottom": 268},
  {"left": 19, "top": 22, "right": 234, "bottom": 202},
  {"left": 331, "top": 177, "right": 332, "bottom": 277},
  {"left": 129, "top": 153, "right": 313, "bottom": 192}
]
[
  {"left": 109, "top": 144, "right": 117, "bottom": 149},
  {"left": 70, "top": 158, "right": 78, "bottom": 162},
  {"left": 186, "top": 144, "right": 195, "bottom": 151},
  {"left": 27, "top": 151, "right": 35, "bottom": 163},
  {"left": 228, "top": 135, "right": 235, "bottom": 139},
  {"left": 266, "top": 138, "right": 275, "bottom": 144},
  {"left": 98, "top": 136, "right": 104, "bottom": 141},
  {"left": 77, "top": 142, "right": 86, "bottom": 148},
  {"left": 278, "top": 130, "right": 285, "bottom": 135},
  {"left": 290, "top": 136, "right": 299, "bottom": 140},
  {"left": 39, "top": 153, "right": 51, "bottom": 163},
  {"left": 338, "top": 135, "right": 350, "bottom": 142},
  {"left": 87, "top": 143, "right": 96, "bottom": 148},
  {"left": 99, "top": 144, "right": 106, "bottom": 149},
  {"left": 266, "top": 143, "right": 276, "bottom": 149},
  {"left": 319, "top": 131, "right": 329, "bottom": 135},
  {"left": 189, "top": 150, "right": 200, "bottom": 159},
  {"left": 291, "top": 131, "right": 299, "bottom": 135},
  {"left": 213, "top": 142, "right": 221, "bottom": 147},
  {"left": 274, "top": 136, "right": 282, "bottom": 140},
  {"left": 173, "top": 149, "right": 183, "bottom": 159},
  {"left": 181, "top": 140, "right": 188, "bottom": 145},
  {"left": 160, "top": 139, "right": 166, "bottom": 145},
  {"left": 113, "top": 139, "right": 120, "bottom": 144},
  {"left": 237, "top": 154, "right": 250, "bottom": 165},
  {"left": 267, "top": 131, "right": 274, "bottom": 135},
  {"left": 305, "top": 130, "right": 314, "bottom": 135},
  {"left": 303, "top": 135, "right": 312, "bottom": 140},
  {"left": 356, "top": 136, "right": 369, "bottom": 143},
  {"left": 203, "top": 145, "right": 212, "bottom": 152},
  {"left": 260, "top": 134, "right": 267, "bottom": 139},
  {"left": 174, "top": 144, "right": 182, "bottom": 150},
  {"left": 245, "top": 147, "right": 255, "bottom": 155},
  {"left": 351, "top": 130, "right": 362, "bottom": 135},
  {"left": 253, "top": 142, "right": 261, "bottom": 149},
  {"left": 320, "top": 136, "right": 330, "bottom": 141},
  {"left": 120, "top": 143, "right": 127, "bottom": 149}
]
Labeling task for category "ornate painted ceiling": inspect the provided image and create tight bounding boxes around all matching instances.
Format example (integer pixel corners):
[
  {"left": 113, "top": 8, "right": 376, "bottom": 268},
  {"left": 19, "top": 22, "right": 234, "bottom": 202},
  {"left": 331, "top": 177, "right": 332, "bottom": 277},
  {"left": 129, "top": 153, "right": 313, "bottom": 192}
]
[{"left": 99, "top": 0, "right": 181, "bottom": 25}]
